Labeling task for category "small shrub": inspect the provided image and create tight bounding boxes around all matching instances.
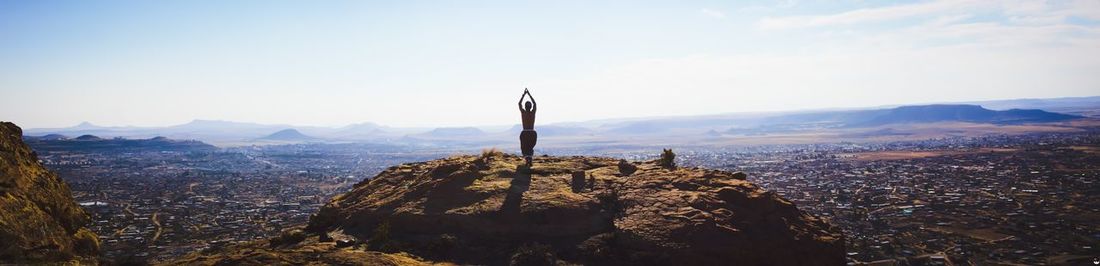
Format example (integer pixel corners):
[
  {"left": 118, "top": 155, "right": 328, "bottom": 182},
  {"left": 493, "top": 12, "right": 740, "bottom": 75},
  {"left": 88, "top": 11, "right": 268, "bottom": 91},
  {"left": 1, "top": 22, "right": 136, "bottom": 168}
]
[
  {"left": 368, "top": 220, "right": 395, "bottom": 252},
  {"left": 658, "top": 149, "right": 676, "bottom": 169},
  {"left": 72, "top": 228, "right": 100, "bottom": 255},
  {"left": 269, "top": 229, "right": 307, "bottom": 247},
  {"left": 480, "top": 148, "right": 504, "bottom": 159},
  {"left": 732, "top": 172, "right": 748, "bottom": 180},
  {"left": 425, "top": 234, "right": 458, "bottom": 259},
  {"left": 596, "top": 190, "right": 622, "bottom": 216},
  {"left": 477, "top": 148, "right": 504, "bottom": 169},
  {"left": 578, "top": 233, "right": 617, "bottom": 263},
  {"left": 510, "top": 243, "right": 557, "bottom": 266},
  {"left": 617, "top": 159, "right": 637, "bottom": 176}
]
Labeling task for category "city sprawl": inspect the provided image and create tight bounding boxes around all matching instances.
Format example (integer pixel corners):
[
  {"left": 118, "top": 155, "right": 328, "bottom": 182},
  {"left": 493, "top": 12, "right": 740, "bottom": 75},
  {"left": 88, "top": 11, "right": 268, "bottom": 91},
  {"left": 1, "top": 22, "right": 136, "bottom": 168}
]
[{"left": 29, "top": 131, "right": 1100, "bottom": 265}]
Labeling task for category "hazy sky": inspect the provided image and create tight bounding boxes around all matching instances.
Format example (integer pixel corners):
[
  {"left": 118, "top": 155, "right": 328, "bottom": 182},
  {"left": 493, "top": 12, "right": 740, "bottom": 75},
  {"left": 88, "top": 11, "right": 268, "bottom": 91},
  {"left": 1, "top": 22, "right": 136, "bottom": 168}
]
[{"left": 2, "top": 0, "right": 1099, "bottom": 129}]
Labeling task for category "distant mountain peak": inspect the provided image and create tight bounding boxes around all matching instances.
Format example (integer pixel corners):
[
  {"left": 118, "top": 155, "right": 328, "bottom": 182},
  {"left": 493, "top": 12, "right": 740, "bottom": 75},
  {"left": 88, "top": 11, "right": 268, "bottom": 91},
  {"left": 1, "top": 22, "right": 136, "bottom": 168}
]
[
  {"left": 186, "top": 119, "right": 219, "bottom": 124},
  {"left": 855, "top": 104, "right": 1081, "bottom": 126},
  {"left": 258, "top": 128, "right": 317, "bottom": 141},
  {"left": 343, "top": 122, "right": 381, "bottom": 128},
  {"left": 338, "top": 122, "right": 385, "bottom": 135},
  {"left": 73, "top": 134, "right": 103, "bottom": 141},
  {"left": 182, "top": 119, "right": 247, "bottom": 126},
  {"left": 73, "top": 121, "right": 99, "bottom": 129},
  {"left": 172, "top": 119, "right": 283, "bottom": 133},
  {"left": 425, "top": 127, "right": 485, "bottom": 136}
]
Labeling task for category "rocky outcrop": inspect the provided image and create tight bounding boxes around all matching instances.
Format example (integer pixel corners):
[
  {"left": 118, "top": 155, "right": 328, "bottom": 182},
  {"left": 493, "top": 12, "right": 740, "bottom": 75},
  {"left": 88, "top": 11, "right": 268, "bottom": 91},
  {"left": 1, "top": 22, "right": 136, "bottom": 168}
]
[
  {"left": 0, "top": 122, "right": 99, "bottom": 263},
  {"left": 165, "top": 229, "right": 430, "bottom": 266},
  {"left": 307, "top": 153, "right": 845, "bottom": 265}
]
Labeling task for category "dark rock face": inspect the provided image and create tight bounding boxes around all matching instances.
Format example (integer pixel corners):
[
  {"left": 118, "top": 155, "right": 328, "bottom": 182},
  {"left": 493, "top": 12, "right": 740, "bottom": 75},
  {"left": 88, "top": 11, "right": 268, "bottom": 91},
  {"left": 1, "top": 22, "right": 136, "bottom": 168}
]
[
  {"left": 0, "top": 122, "right": 99, "bottom": 263},
  {"left": 307, "top": 154, "right": 845, "bottom": 265}
]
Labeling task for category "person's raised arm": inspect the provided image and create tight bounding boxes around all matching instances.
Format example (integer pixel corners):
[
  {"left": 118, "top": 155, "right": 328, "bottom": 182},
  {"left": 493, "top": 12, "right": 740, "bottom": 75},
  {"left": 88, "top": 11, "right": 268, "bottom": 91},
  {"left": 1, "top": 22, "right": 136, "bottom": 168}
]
[
  {"left": 528, "top": 92, "right": 536, "bottom": 112},
  {"left": 518, "top": 91, "right": 528, "bottom": 111}
]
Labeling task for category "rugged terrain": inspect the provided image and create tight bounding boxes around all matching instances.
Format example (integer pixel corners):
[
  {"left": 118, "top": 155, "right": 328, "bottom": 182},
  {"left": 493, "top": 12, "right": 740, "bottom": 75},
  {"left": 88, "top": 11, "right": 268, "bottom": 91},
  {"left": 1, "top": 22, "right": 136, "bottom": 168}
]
[
  {"left": 168, "top": 233, "right": 430, "bottom": 266},
  {"left": 0, "top": 122, "right": 99, "bottom": 263},
  {"left": 295, "top": 152, "right": 844, "bottom": 265}
]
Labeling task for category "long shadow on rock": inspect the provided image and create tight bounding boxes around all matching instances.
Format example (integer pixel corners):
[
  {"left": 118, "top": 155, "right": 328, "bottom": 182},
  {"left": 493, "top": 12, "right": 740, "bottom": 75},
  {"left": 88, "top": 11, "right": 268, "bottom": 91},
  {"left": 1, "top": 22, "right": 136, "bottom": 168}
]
[{"left": 500, "top": 165, "right": 531, "bottom": 218}]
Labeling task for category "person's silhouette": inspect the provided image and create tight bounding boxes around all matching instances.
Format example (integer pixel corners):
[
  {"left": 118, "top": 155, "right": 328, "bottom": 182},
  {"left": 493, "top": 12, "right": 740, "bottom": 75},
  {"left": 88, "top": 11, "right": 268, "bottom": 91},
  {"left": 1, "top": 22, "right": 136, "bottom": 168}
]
[{"left": 518, "top": 88, "right": 537, "bottom": 166}]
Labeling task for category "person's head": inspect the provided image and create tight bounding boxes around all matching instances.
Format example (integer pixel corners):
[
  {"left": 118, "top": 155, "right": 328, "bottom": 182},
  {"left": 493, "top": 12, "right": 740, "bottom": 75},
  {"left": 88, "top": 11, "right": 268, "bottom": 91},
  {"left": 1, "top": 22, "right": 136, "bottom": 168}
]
[{"left": 524, "top": 101, "right": 533, "bottom": 111}]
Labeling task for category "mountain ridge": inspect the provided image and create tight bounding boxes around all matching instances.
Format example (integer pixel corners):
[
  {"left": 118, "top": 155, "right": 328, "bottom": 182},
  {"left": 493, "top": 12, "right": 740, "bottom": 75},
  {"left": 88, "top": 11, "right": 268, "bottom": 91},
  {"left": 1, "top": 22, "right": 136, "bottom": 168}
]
[
  {"left": 0, "top": 122, "right": 99, "bottom": 263},
  {"left": 25, "top": 134, "right": 216, "bottom": 153},
  {"left": 20, "top": 100, "right": 1094, "bottom": 147},
  {"left": 853, "top": 104, "right": 1081, "bottom": 126}
]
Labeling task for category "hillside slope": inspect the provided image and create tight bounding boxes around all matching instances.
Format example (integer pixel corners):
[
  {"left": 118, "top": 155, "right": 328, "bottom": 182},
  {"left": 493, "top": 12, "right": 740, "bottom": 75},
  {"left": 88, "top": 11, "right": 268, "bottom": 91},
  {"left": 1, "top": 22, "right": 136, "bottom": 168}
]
[
  {"left": 0, "top": 122, "right": 99, "bottom": 263},
  {"left": 303, "top": 153, "right": 845, "bottom": 265}
]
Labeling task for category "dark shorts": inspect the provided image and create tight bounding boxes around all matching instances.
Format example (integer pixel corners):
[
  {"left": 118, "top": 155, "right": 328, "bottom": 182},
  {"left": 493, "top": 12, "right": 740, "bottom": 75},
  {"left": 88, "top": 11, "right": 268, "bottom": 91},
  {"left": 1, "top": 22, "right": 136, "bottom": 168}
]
[{"left": 520, "top": 130, "right": 537, "bottom": 156}]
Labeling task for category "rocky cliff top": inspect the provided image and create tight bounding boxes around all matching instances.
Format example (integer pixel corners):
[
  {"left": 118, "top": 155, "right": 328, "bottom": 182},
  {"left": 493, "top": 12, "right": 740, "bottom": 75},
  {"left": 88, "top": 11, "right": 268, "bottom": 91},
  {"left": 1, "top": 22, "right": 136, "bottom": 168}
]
[
  {"left": 0, "top": 122, "right": 99, "bottom": 263},
  {"left": 302, "top": 152, "right": 845, "bottom": 265}
]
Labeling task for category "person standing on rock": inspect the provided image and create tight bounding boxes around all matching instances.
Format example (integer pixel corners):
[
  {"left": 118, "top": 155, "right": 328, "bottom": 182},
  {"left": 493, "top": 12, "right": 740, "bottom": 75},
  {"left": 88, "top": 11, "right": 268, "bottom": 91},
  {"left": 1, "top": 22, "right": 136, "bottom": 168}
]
[{"left": 518, "top": 88, "right": 537, "bottom": 166}]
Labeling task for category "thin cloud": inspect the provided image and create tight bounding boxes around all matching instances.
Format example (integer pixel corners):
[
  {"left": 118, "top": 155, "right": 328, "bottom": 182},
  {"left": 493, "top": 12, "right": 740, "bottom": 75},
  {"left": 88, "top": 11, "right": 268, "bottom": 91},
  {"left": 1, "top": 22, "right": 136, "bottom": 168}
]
[
  {"left": 700, "top": 8, "right": 726, "bottom": 19},
  {"left": 758, "top": 0, "right": 985, "bottom": 29},
  {"left": 776, "top": 0, "right": 797, "bottom": 9}
]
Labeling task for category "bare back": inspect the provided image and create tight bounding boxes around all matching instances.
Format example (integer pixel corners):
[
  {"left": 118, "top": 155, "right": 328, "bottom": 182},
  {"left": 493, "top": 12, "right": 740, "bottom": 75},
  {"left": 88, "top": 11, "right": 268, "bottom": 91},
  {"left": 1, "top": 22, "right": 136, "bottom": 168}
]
[
  {"left": 519, "top": 90, "right": 537, "bottom": 130},
  {"left": 521, "top": 109, "right": 536, "bottom": 130}
]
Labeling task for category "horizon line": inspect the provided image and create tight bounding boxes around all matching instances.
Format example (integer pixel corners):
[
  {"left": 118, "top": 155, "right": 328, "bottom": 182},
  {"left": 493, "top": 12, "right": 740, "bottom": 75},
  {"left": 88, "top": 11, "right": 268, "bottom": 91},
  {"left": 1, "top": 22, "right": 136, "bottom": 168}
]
[{"left": 21, "top": 95, "right": 1100, "bottom": 130}]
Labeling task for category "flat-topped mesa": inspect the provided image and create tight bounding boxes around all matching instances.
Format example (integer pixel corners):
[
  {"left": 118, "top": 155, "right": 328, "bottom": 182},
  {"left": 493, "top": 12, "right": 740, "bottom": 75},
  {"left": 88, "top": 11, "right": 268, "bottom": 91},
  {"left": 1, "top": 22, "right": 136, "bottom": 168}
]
[
  {"left": 307, "top": 152, "right": 845, "bottom": 265},
  {"left": 0, "top": 122, "right": 99, "bottom": 263}
]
